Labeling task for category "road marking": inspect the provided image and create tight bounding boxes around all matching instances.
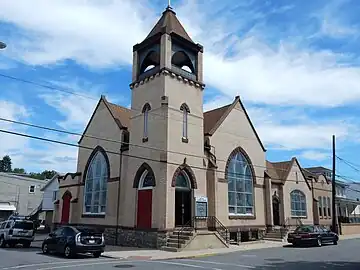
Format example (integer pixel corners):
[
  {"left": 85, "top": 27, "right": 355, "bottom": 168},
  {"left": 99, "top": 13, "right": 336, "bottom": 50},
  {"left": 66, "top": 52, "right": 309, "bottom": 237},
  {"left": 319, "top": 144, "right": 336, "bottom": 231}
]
[
  {"left": 148, "top": 260, "right": 223, "bottom": 270},
  {"left": 0, "top": 258, "right": 121, "bottom": 270},
  {"left": 181, "top": 259, "right": 255, "bottom": 269},
  {"left": 36, "top": 260, "right": 135, "bottom": 270}
]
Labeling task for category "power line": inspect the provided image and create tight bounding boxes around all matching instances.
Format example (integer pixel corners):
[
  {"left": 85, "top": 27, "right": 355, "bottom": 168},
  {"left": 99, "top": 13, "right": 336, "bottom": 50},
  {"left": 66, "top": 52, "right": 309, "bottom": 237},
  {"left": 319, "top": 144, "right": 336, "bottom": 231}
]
[
  {"left": 336, "top": 155, "right": 360, "bottom": 175},
  {"left": 0, "top": 71, "right": 288, "bottom": 148},
  {"left": 0, "top": 116, "right": 295, "bottom": 173},
  {"left": 0, "top": 73, "right": 97, "bottom": 100},
  {"left": 0, "top": 128, "right": 322, "bottom": 184}
]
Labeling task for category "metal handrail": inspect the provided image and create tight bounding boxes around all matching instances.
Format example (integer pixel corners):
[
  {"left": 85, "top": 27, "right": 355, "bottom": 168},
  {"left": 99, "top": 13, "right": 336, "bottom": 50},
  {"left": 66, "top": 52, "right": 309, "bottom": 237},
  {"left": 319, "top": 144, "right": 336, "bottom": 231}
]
[
  {"left": 207, "top": 216, "right": 229, "bottom": 244},
  {"left": 177, "top": 217, "right": 197, "bottom": 248}
]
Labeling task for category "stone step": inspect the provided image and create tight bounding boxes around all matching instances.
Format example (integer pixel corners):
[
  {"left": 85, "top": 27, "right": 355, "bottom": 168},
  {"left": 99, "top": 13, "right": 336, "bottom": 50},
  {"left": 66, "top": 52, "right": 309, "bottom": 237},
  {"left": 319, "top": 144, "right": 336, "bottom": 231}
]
[
  {"left": 172, "top": 231, "right": 194, "bottom": 237},
  {"left": 263, "top": 237, "right": 285, "bottom": 242},
  {"left": 160, "top": 246, "right": 179, "bottom": 252},
  {"left": 166, "top": 242, "right": 186, "bottom": 248},
  {"left": 265, "top": 232, "right": 285, "bottom": 237},
  {"left": 167, "top": 238, "right": 187, "bottom": 245}
]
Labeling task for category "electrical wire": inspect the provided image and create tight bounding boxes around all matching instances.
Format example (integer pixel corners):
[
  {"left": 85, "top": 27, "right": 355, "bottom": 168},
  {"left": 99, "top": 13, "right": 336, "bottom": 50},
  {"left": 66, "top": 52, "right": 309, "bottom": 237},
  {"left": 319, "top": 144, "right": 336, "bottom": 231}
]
[
  {"left": 0, "top": 128, "right": 325, "bottom": 185},
  {"left": 0, "top": 116, "right": 296, "bottom": 173},
  {"left": 0, "top": 71, "right": 289, "bottom": 148}
]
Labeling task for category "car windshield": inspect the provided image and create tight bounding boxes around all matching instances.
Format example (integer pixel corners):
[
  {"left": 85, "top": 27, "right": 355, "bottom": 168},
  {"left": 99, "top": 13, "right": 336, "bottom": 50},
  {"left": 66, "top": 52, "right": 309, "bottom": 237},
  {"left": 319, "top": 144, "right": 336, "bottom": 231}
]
[
  {"left": 295, "top": 226, "right": 314, "bottom": 233},
  {"left": 13, "top": 221, "right": 34, "bottom": 230}
]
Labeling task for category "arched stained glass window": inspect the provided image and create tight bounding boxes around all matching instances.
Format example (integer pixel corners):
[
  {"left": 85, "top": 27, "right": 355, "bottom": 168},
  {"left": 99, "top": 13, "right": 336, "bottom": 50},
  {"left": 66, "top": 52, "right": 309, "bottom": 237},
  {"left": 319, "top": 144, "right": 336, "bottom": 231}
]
[
  {"left": 84, "top": 150, "right": 108, "bottom": 214},
  {"left": 226, "top": 151, "right": 254, "bottom": 215}
]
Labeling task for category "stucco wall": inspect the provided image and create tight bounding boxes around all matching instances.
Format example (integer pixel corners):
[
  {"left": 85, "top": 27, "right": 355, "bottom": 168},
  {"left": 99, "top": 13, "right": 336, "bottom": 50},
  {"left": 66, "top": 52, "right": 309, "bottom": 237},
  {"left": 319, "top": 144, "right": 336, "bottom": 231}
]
[
  {"left": 75, "top": 100, "right": 124, "bottom": 226},
  {"left": 282, "top": 162, "right": 313, "bottom": 226},
  {"left": 312, "top": 175, "right": 332, "bottom": 225},
  {"left": 209, "top": 101, "right": 266, "bottom": 228}
]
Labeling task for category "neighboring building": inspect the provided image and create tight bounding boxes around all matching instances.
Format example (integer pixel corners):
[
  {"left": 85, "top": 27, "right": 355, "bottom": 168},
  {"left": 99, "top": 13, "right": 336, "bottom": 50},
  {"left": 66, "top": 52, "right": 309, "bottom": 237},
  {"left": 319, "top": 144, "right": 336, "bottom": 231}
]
[
  {"left": 0, "top": 172, "right": 45, "bottom": 220},
  {"left": 305, "top": 166, "right": 360, "bottom": 226},
  {"left": 39, "top": 174, "right": 60, "bottom": 228},
  {"left": 266, "top": 158, "right": 314, "bottom": 228},
  {"left": 302, "top": 168, "right": 332, "bottom": 227},
  {"left": 53, "top": 6, "right": 320, "bottom": 249}
]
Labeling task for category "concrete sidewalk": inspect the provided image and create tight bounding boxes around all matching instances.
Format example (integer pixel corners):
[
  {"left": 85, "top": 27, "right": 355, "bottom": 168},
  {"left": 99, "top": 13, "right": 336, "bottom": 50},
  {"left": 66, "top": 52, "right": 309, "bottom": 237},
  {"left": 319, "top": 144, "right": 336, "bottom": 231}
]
[
  {"left": 102, "top": 241, "right": 284, "bottom": 260},
  {"left": 102, "top": 234, "right": 360, "bottom": 261}
]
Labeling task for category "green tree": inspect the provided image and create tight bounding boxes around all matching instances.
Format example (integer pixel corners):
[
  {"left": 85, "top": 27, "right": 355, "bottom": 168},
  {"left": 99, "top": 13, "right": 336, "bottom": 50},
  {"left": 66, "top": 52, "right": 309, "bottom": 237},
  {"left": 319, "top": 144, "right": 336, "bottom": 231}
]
[
  {"left": 41, "top": 170, "right": 57, "bottom": 180},
  {"left": 0, "top": 155, "right": 12, "bottom": 172},
  {"left": 12, "top": 168, "right": 26, "bottom": 174}
]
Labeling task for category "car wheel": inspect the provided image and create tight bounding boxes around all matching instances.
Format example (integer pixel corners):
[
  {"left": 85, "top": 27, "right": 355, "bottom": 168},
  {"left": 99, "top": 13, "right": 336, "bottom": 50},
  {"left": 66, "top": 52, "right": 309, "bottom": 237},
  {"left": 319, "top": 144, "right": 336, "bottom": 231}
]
[
  {"left": 316, "top": 237, "right": 322, "bottom": 247},
  {"left": 64, "top": 245, "right": 73, "bottom": 258},
  {"left": 42, "top": 243, "right": 49, "bottom": 254},
  {"left": 0, "top": 237, "right": 6, "bottom": 248},
  {"left": 333, "top": 240, "right": 338, "bottom": 245},
  {"left": 8, "top": 242, "right": 16, "bottom": 248},
  {"left": 93, "top": 252, "right": 101, "bottom": 258}
]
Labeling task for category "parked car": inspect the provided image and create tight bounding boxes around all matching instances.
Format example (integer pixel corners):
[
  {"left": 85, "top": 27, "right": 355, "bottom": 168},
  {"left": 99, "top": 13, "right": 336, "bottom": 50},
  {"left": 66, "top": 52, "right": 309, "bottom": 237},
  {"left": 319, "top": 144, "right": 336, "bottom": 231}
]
[
  {"left": 287, "top": 225, "right": 339, "bottom": 247},
  {"left": 0, "top": 218, "right": 35, "bottom": 248},
  {"left": 42, "top": 226, "right": 105, "bottom": 258}
]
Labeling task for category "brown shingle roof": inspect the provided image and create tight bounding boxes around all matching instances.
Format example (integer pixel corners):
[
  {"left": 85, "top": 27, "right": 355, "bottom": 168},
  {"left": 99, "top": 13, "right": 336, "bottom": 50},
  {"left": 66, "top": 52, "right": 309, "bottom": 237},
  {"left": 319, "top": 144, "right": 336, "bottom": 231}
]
[
  {"left": 266, "top": 160, "right": 292, "bottom": 181},
  {"left": 145, "top": 7, "right": 194, "bottom": 43},
  {"left": 105, "top": 101, "right": 131, "bottom": 129},
  {"left": 203, "top": 104, "right": 231, "bottom": 135}
]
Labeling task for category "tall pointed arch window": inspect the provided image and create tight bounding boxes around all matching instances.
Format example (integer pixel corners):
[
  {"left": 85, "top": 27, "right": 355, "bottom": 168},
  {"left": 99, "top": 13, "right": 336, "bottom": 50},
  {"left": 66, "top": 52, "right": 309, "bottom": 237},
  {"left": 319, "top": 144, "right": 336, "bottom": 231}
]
[
  {"left": 226, "top": 149, "right": 254, "bottom": 216},
  {"left": 142, "top": 103, "right": 151, "bottom": 141},
  {"left": 83, "top": 148, "right": 109, "bottom": 214},
  {"left": 180, "top": 103, "right": 190, "bottom": 142}
]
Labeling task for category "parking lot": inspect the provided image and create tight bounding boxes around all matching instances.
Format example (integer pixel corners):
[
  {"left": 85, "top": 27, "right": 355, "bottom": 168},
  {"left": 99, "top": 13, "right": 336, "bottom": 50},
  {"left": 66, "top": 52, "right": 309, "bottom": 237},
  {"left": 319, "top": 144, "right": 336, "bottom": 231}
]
[{"left": 0, "top": 238, "right": 359, "bottom": 269}]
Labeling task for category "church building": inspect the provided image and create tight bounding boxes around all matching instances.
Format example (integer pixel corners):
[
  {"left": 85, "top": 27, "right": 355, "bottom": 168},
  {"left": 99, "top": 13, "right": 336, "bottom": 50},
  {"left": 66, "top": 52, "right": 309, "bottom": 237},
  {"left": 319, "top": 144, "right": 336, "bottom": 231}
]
[{"left": 53, "top": 6, "right": 322, "bottom": 250}]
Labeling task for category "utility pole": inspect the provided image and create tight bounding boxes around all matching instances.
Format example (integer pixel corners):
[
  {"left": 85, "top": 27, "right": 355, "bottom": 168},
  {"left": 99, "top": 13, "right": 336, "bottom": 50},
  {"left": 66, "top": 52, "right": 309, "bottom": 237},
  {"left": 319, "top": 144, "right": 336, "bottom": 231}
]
[{"left": 332, "top": 135, "right": 337, "bottom": 233}]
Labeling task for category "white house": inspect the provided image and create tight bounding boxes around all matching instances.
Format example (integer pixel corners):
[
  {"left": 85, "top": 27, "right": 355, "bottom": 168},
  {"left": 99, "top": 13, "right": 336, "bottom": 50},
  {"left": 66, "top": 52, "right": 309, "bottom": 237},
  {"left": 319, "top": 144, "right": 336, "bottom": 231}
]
[
  {"left": 40, "top": 174, "right": 59, "bottom": 228},
  {"left": 0, "top": 172, "right": 45, "bottom": 220}
]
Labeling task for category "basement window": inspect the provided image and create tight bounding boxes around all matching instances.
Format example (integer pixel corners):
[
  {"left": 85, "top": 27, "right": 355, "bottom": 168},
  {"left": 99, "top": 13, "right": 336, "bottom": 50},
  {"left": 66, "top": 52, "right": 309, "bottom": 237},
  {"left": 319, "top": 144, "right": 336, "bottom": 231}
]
[{"left": 29, "top": 185, "right": 35, "bottom": 194}]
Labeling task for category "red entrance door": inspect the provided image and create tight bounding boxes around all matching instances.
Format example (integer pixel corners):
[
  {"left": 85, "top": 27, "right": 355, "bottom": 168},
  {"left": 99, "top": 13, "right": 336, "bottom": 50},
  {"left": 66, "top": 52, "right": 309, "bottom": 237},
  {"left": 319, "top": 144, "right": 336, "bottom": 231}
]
[
  {"left": 137, "top": 190, "right": 152, "bottom": 228},
  {"left": 61, "top": 192, "right": 72, "bottom": 224}
]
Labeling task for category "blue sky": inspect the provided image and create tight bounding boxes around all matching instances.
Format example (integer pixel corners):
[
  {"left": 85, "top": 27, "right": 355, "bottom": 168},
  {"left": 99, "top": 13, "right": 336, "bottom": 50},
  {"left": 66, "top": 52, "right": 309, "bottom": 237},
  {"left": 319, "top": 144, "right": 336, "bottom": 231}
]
[{"left": 0, "top": 0, "right": 360, "bottom": 181}]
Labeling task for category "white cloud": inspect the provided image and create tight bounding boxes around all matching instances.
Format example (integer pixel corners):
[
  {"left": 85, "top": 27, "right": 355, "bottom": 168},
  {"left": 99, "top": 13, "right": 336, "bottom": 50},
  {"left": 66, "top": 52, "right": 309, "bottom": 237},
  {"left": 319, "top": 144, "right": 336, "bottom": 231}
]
[
  {"left": 38, "top": 79, "right": 122, "bottom": 131},
  {"left": 299, "top": 150, "right": 330, "bottom": 161},
  {"left": 0, "top": 1, "right": 359, "bottom": 107},
  {"left": 0, "top": 100, "right": 31, "bottom": 167}
]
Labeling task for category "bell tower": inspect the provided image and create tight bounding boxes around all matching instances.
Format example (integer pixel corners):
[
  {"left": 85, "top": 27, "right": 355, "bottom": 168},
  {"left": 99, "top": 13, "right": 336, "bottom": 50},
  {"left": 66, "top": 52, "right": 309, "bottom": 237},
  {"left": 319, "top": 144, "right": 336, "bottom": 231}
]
[{"left": 129, "top": 6, "right": 206, "bottom": 229}]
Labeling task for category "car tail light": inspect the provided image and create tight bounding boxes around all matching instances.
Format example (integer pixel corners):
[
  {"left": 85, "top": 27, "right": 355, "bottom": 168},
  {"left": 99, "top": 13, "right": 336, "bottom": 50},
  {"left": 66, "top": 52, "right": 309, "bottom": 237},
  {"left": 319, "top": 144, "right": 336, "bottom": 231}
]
[
  {"left": 9, "top": 229, "right": 13, "bottom": 235},
  {"left": 75, "top": 233, "right": 82, "bottom": 245}
]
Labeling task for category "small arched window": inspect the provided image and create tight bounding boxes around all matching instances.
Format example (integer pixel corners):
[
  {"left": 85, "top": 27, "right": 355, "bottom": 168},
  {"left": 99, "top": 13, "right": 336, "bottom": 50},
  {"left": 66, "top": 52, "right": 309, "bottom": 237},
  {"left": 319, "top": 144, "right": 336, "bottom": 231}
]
[
  {"left": 226, "top": 150, "right": 254, "bottom": 215},
  {"left": 290, "top": 190, "right": 307, "bottom": 217},
  {"left": 180, "top": 103, "right": 190, "bottom": 141},
  {"left": 138, "top": 169, "right": 155, "bottom": 190},
  {"left": 84, "top": 149, "right": 108, "bottom": 214},
  {"left": 142, "top": 103, "right": 151, "bottom": 140}
]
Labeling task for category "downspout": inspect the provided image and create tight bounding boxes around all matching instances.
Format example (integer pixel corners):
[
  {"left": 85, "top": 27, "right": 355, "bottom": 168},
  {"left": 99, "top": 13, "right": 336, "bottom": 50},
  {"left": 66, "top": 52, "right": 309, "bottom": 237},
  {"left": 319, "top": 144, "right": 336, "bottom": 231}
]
[
  {"left": 116, "top": 128, "right": 127, "bottom": 245},
  {"left": 115, "top": 148, "right": 123, "bottom": 246}
]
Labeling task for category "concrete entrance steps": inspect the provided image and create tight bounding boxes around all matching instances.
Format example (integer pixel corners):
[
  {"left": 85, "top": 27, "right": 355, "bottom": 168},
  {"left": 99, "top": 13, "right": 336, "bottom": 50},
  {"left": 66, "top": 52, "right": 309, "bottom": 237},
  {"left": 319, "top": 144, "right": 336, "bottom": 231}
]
[
  {"left": 263, "top": 228, "right": 288, "bottom": 242},
  {"left": 161, "top": 227, "right": 195, "bottom": 252}
]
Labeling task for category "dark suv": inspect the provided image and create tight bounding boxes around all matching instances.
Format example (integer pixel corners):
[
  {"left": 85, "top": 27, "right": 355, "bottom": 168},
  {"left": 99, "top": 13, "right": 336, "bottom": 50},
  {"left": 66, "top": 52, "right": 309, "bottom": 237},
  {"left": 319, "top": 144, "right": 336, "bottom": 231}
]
[{"left": 42, "top": 226, "right": 105, "bottom": 258}]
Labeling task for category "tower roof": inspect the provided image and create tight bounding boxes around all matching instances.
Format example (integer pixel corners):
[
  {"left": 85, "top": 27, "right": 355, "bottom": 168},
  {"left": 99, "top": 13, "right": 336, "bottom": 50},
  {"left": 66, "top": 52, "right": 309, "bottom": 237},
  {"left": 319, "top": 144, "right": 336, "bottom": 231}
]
[{"left": 145, "top": 6, "right": 194, "bottom": 43}]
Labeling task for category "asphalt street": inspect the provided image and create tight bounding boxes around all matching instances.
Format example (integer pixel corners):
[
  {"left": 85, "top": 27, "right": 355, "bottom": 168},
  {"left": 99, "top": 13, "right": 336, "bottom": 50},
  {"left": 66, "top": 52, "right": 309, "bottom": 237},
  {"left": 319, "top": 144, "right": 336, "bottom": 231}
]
[{"left": 0, "top": 239, "right": 359, "bottom": 270}]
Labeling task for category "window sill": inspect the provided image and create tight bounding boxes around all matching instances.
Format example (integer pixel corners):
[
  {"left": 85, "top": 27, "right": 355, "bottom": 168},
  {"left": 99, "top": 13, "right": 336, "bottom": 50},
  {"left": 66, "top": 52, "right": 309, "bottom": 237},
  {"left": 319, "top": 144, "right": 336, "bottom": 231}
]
[
  {"left": 291, "top": 216, "right": 307, "bottom": 219},
  {"left": 229, "top": 214, "right": 256, "bottom": 220},
  {"left": 182, "top": 137, "right": 188, "bottom": 143},
  {"left": 82, "top": 213, "right": 106, "bottom": 218},
  {"left": 142, "top": 137, "right": 148, "bottom": 143}
]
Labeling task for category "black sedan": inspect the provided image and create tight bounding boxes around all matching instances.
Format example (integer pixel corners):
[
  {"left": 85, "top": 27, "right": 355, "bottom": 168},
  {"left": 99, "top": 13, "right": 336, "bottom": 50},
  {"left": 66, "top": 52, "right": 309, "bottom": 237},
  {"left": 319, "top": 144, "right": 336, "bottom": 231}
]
[
  {"left": 42, "top": 226, "right": 105, "bottom": 258},
  {"left": 287, "top": 225, "right": 339, "bottom": 247}
]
